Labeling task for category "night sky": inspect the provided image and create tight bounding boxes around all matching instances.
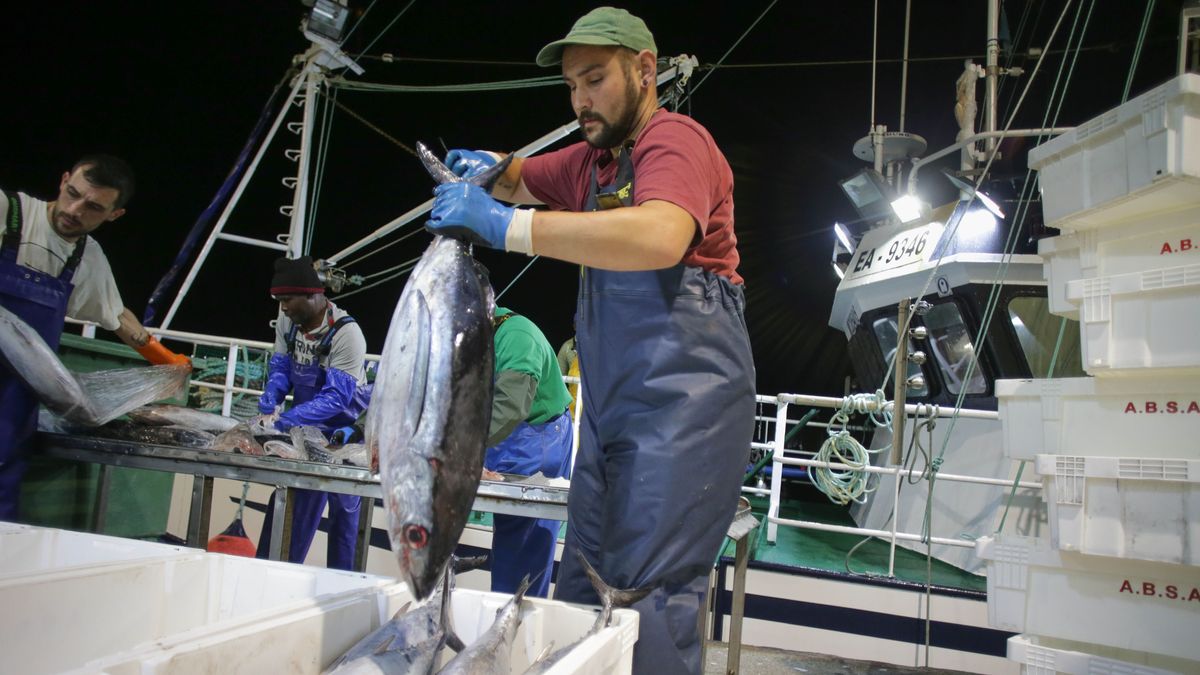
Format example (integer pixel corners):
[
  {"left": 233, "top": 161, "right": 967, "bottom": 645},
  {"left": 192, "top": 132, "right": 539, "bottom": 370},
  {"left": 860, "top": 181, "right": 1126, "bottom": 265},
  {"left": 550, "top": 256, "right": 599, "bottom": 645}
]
[{"left": 2, "top": 1, "right": 1183, "bottom": 398}]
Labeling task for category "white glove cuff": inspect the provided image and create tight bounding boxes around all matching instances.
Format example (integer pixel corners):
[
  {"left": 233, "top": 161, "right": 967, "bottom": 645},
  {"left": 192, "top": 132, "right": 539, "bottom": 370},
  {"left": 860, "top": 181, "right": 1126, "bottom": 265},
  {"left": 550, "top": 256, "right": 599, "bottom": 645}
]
[{"left": 506, "top": 208, "right": 535, "bottom": 256}]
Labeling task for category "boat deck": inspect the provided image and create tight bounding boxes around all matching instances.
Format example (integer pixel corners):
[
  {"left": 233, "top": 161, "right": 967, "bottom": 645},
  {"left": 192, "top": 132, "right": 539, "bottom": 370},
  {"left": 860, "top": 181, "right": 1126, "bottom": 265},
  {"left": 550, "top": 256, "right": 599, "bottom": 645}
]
[{"left": 704, "top": 641, "right": 972, "bottom": 674}]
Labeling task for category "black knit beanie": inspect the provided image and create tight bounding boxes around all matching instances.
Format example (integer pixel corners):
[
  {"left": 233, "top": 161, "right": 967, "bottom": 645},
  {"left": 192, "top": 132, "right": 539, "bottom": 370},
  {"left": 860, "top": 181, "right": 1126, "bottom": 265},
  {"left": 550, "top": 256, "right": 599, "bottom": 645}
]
[{"left": 270, "top": 256, "right": 324, "bottom": 296}]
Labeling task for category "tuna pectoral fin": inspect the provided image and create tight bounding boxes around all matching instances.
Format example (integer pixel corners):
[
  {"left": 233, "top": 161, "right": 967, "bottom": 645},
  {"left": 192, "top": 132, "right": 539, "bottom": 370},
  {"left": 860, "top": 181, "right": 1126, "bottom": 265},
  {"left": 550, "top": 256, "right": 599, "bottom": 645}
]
[
  {"left": 371, "top": 635, "right": 396, "bottom": 656},
  {"left": 405, "top": 291, "right": 432, "bottom": 436}
]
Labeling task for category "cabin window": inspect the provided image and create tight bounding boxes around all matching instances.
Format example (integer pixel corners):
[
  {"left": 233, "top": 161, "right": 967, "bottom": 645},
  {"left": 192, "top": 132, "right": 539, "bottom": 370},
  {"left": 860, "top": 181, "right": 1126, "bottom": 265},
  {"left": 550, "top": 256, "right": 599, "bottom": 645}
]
[
  {"left": 924, "top": 303, "right": 988, "bottom": 395},
  {"left": 871, "top": 317, "right": 930, "bottom": 397},
  {"left": 1007, "top": 297, "right": 1086, "bottom": 378}
]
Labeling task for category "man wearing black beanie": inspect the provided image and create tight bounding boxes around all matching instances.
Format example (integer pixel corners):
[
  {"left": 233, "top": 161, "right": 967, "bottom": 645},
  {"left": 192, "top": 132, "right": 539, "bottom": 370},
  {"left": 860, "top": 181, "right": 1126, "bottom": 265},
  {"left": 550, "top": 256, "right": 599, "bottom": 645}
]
[{"left": 254, "top": 255, "right": 371, "bottom": 570}]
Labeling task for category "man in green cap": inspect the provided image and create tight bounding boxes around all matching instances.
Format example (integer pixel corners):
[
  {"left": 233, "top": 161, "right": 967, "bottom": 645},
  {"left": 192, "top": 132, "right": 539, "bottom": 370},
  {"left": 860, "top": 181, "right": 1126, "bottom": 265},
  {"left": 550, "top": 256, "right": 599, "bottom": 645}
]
[{"left": 427, "top": 7, "right": 755, "bottom": 673}]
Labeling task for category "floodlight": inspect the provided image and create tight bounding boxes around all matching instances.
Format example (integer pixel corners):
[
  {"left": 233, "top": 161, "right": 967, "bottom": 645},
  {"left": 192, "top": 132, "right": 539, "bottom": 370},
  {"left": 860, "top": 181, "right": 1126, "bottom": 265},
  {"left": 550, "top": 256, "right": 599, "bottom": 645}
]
[
  {"left": 890, "top": 194, "right": 927, "bottom": 224},
  {"left": 832, "top": 262, "right": 846, "bottom": 280},
  {"left": 838, "top": 168, "right": 895, "bottom": 223},
  {"left": 942, "top": 169, "right": 1005, "bottom": 219},
  {"left": 834, "top": 223, "right": 854, "bottom": 252},
  {"left": 306, "top": 0, "right": 350, "bottom": 43}
]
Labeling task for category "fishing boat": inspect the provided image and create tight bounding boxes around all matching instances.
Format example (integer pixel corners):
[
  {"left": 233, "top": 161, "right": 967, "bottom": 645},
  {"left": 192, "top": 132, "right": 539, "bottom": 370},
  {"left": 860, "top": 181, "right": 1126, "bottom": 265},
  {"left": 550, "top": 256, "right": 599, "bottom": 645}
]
[{"left": 7, "top": 1, "right": 1199, "bottom": 673}]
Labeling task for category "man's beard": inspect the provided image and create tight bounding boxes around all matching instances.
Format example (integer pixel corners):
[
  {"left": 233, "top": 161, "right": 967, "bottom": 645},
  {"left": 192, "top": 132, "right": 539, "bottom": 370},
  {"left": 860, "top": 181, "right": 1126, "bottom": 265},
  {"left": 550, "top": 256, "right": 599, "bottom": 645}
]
[{"left": 580, "top": 72, "right": 642, "bottom": 149}]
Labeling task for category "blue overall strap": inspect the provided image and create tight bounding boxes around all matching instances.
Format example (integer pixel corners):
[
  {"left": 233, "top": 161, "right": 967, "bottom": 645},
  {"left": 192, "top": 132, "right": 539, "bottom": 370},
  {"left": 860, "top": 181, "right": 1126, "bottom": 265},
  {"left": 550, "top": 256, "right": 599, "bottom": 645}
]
[
  {"left": 286, "top": 315, "right": 356, "bottom": 358},
  {"left": 2, "top": 194, "right": 21, "bottom": 259}
]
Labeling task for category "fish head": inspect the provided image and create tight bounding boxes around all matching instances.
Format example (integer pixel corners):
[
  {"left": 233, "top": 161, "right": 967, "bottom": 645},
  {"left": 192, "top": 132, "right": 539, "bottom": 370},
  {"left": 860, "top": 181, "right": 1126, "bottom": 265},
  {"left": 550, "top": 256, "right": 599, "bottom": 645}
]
[{"left": 381, "top": 445, "right": 448, "bottom": 599}]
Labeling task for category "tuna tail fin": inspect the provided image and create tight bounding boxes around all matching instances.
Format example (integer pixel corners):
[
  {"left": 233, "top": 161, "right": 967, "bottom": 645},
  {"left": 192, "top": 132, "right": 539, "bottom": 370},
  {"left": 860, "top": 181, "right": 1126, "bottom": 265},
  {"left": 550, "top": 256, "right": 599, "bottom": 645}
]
[
  {"left": 513, "top": 574, "right": 533, "bottom": 602},
  {"left": 414, "top": 141, "right": 513, "bottom": 190},
  {"left": 575, "top": 551, "right": 654, "bottom": 630}
]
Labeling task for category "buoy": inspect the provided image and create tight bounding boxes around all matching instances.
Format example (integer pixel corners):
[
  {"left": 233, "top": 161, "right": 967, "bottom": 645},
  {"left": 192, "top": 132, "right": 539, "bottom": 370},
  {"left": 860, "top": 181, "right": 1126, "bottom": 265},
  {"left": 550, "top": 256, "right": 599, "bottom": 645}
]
[{"left": 207, "top": 482, "right": 256, "bottom": 557}]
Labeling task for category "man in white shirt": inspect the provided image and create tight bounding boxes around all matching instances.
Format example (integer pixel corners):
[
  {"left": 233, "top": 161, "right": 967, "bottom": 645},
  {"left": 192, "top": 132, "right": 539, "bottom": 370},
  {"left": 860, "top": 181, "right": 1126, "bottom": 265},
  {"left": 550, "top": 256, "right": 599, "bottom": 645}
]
[{"left": 0, "top": 154, "right": 189, "bottom": 519}]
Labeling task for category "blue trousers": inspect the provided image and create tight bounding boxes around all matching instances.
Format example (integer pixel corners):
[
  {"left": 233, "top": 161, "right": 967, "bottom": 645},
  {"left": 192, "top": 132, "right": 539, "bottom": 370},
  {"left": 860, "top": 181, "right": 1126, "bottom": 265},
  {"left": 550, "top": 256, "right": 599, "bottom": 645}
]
[
  {"left": 485, "top": 409, "right": 573, "bottom": 597},
  {"left": 256, "top": 488, "right": 361, "bottom": 570}
]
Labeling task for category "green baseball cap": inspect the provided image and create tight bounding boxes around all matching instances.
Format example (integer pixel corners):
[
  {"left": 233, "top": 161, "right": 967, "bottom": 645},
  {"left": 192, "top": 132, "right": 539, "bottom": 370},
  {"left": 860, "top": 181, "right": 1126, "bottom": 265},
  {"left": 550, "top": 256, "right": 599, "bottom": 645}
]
[{"left": 536, "top": 7, "right": 658, "bottom": 67}]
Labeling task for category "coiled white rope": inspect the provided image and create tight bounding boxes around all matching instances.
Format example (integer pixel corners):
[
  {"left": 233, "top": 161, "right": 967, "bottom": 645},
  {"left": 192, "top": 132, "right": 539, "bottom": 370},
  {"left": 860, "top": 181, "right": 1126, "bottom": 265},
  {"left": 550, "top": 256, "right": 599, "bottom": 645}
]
[{"left": 808, "top": 390, "right": 892, "bottom": 505}]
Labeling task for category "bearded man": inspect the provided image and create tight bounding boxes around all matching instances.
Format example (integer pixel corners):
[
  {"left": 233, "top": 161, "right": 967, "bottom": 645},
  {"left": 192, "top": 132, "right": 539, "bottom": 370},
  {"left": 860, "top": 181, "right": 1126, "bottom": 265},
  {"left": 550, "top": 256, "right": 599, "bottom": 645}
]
[{"left": 425, "top": 7, "right": 755, "bottom": 674}]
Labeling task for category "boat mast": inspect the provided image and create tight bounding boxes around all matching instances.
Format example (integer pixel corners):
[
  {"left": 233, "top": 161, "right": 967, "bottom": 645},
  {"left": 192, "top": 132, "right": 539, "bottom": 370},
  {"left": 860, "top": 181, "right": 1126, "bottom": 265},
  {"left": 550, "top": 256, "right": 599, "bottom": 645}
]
[{"left": 159, "top": 4, "right": 362, "bottom": 331}]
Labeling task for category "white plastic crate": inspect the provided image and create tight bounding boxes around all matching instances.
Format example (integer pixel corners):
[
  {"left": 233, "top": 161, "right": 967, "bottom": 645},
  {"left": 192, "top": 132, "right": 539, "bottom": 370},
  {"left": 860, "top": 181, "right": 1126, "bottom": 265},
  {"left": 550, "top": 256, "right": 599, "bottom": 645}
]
[
  {"left": 1, "top": 536, "right": 399, "bottom": 675},
  {"left": 1029, "top": 73, "right": 1200, "bottom": 230},
  {"left": 1008, "top": 634, "right": 1196, "bottom": 675},
  {"left": 0, "top": 522, "right": 193, "bottom": 581},
  {"left": 1036, "top": 454, "right": 1200, "bottom": 566},
  {"left": 77, "top": 581, "right": 412, "bottom": 674},
  {"left": 1064, "top": 262, "right": 1200, "bottom": 374},
  {"left": 976, "top": 534, "right": 1200, "bottom": 664},
  {"left": 81, "top": 586, "right": 637, "bottom": 675},
  {"left": 438, "top": 590, "right": 639, "bottom": 674},
  {"left": 1038, "top": 205, "right": 1200, "bottom": 318},
  {"left": 996, "top": 376, "right": 1200, "bottom": 461}
]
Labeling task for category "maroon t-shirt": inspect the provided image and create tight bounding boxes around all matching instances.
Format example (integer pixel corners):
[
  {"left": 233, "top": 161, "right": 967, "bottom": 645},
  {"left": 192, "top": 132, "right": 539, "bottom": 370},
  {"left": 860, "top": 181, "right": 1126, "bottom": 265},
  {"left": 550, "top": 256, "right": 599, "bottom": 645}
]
[{"left": 521, "top": 109, "right": 743, "bottom": 285}]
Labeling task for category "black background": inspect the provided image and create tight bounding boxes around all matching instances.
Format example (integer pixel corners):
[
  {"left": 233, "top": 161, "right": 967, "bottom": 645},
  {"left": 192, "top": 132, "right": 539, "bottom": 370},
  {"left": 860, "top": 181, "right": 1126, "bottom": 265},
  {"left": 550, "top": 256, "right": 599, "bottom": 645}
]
[{"left": 1, "top": 1, "right": 1183, "bottom": 398}]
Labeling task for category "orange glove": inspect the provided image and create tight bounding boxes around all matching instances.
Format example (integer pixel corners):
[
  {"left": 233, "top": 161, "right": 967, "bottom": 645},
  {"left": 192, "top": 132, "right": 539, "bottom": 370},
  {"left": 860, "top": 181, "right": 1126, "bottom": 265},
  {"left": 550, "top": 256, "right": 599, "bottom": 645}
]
[{"left": 135, "top": 335, "right": 192, "bottom": 368}]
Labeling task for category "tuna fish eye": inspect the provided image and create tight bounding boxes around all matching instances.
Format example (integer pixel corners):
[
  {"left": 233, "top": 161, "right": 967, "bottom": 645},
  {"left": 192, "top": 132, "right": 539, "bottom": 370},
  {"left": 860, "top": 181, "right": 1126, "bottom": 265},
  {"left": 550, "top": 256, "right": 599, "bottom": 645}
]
[{"left": 403, "top": 524, "right": 429, "bottom": 549}]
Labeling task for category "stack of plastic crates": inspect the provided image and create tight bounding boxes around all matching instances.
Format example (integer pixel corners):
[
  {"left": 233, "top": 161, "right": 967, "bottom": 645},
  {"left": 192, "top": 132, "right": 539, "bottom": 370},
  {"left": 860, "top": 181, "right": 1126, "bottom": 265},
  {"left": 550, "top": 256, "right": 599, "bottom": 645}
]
[{"left": 982, "top": 73, "right": 1200, "bottom": 674}]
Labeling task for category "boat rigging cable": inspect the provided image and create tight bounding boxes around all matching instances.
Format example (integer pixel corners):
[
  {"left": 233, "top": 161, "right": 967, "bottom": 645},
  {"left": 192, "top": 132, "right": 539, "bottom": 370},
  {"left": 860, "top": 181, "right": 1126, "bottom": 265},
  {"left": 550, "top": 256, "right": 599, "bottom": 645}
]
[{"left": 317, "top": 2, "right": 781, "bottom": 294}]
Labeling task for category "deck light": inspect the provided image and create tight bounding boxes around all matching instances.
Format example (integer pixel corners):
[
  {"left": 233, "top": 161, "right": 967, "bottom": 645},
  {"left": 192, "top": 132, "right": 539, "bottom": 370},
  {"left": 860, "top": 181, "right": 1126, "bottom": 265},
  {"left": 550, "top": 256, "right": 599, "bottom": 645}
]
[
  {"left": 890, "top": 194, "right": 927, "bottom": 224},
  {"left": 942, "top": 169, "right": 1005, "bottom": 219}
]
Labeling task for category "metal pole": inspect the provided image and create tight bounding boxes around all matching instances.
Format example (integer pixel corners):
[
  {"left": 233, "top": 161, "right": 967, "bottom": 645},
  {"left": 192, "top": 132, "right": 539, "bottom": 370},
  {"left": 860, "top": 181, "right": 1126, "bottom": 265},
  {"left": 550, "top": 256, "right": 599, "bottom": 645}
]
[
  {"left": 890, "top": 300, "right": 910, "bottom": 465},
  {"left": 766, "top": 401, "right": 788, "bottom": 543},
  {"left": 186, "top": 475, "right": 213, "bottom": 548},
  {"left": 906, "top": 127, "right": 1073, "bottom": 195},
  {"left": 222, "top": 343, "right": 238, "bottom": 417},
  {"left": 354, "top": 497, "right": 374, "bottom": 572},
  {"left": 775, "top": 393, "right": 999, "bottom": 421},
  {"left": 288, "top": 69, "right": 320, "bottom": 258},
  {"left": 160, "top": 69, "right": 309, "bottom": 330},
  {"left": 899, "top": 0, "right": 912, "bottom": 132},
  {"left": 985, "top": 0, "right": 1000, "bottom": 155},
  {"left": 726, "top": 535, "right": 751, "bottom": 675}
]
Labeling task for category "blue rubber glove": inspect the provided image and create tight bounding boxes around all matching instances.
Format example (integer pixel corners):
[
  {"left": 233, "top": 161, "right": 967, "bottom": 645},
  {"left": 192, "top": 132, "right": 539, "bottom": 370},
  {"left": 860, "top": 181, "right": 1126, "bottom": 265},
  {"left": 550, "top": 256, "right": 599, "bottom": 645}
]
[
  {"left": 426, "top": 182, "right": 513, "bottom": 250},
  {"left": 258, "top": 352, "right": 293, "bottom": 414},
  {"left": 330, "top": 426, "right": 360, "bottom": 446},
  {"left": 445, "top": 149, "right": 498, "bottom": 180}
]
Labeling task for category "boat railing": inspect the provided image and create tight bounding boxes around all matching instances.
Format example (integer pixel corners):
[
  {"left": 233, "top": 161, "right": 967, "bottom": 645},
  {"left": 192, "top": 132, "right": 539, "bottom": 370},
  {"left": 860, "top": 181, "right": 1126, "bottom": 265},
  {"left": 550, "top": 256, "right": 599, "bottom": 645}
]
[
  {"left": 63, "top": 321, "right": 1037, "bottom": 578},
  {"left": 750, "top": 392, "right": 1040, "bottom": 578}
]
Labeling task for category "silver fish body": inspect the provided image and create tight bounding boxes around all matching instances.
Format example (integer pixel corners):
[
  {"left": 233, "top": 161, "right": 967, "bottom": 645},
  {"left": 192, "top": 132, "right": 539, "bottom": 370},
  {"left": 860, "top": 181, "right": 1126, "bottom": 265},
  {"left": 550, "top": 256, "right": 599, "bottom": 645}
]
[
  {"left": 0, "top": 305, "right": 189, "bottom": 426},
  {"left": 324, "top": 552, "right": 486, "bottom": 674},
  {"left": 88, "top": 420, "right": 216, "bottom": 449},
  {"left": 437, "top": 577, "right": 531, "bottom": 675},
  {"left": 368, "top": 235, "right": 494, "bottom": 600},
  {"left": 324, "top": 595, "right": 444, "bottom": 675},
  {"left": 523, "top": 554, "right": 653, "bottom": 674},
  {"left": 126, "top": 403, "right": 240, "bottom": 433},
  {"left": 368, "top": 143, "right": 511, "bottom": 601}
]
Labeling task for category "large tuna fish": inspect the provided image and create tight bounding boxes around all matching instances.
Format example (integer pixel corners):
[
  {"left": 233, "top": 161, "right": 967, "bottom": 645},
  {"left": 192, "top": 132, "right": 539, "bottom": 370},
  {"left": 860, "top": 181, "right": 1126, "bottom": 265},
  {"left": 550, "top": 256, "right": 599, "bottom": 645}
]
[
  {"left": 0, "top": 304, "right": 188, "bottom": 426},
  {"left": 367, "top": 143, "right": 511, "bottom": 600}
]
